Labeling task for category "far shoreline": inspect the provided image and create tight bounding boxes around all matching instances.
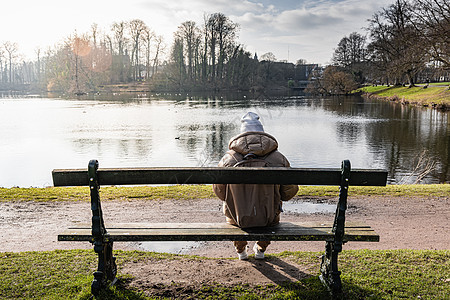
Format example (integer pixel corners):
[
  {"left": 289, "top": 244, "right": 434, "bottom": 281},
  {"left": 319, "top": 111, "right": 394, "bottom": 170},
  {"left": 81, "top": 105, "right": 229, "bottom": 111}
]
[{"left": 358, "top": 84, "right": 450, "bottom": 111}]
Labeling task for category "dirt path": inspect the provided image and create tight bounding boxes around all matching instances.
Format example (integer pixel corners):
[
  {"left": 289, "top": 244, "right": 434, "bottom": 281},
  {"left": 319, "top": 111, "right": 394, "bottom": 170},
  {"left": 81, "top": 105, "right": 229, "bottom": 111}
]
[
  {"left": 1, "top": 195, "right": 448, "bottom": 253},
  {"left": 1, "top": 195, "right": 448, "bottom": 291}
]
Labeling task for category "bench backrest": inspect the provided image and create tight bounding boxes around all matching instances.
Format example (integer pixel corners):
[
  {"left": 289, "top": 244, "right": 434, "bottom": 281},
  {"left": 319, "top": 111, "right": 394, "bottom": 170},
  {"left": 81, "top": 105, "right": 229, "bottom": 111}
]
[{"left": 52, "top": 166, "right": 387, "bottom": 187}]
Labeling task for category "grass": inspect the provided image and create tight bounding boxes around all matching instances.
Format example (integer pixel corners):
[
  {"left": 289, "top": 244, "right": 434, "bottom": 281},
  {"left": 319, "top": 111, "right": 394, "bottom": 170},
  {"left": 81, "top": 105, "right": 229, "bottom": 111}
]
[
  {"left": 297, "top": 184, "right": 450, "bottom": 197},
  {"left": 358, "top": 84, "right": 450, "bottom": 108},
  {"left": 0, "top": 185, "right": 216, "bottom": 202},
  {"left": 427, "top": 82, "right": 450, "bottom": 86},
  {"left": 0, "top": 249, "right": 448, "bottom": 299},
  {"left": 0, "top": 184, "right": 449, "bottom": 202},
  {"left": 0, "top": 184, "right": 450, "bottom": 202}
]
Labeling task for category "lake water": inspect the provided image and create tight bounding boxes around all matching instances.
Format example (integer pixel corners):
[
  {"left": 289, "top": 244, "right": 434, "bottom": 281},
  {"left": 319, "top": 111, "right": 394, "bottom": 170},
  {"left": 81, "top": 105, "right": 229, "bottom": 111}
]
[{"left": 0, "top": 91, "right": 448, "bottom": 187}]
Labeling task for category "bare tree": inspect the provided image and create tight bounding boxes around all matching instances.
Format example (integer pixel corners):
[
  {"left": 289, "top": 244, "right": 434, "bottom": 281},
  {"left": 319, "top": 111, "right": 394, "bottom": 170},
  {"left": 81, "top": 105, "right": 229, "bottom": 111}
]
[
  {"left": 409, "top": 0, "right": 450, "bottom": 70},
  {"left": 205, "top": 14, "right": 218, "bottom": 82},
  {"left": 152, "top": 35, "right": 165, "bottom": 76},
  {"left": 3, "top": 41, "right": 18, "bottom": 83},
  {"left": 201, "top": 14, "right": 210, "bottom": 82},
  {"left": 35, "top": 47, "right": 42, "bottom": 86},
  {"left": 190, "top": 13, "right": 239, "bottom": 86},
  {"left": 111, "top": 21, "right": 127, "bottom": 56},
  {"left": 214, "top": 13, "right": 239, "bottom": 81},
  {"left": 104, "top": 34, "right": 113, "bottom": 54},
  {"left": 367, "top": 0, "right": 428, "bottom": 86},
  {"left": 176, "top": 21, "right": 201, "bottom": 83},
  {"left": 0, "top": 46, "right": 4, "bottom": 83},
  {"left": 128, "top": 19, "right": 148, "bottom": 81},
  {"left": 111, "top": 21, "right": 128, "bottom": 82},
  {"left": 142, "top": 28, "right": 154, "bottom": 79},
  {"left": 332, "top": 32, "right": 367, "bottom": 67},
  {"left": 204, "top": 13, "right": 239, "bottom": 83},
  {"left": 91, "top": 23, "right": 99, "bottom": 49},
  {"left": 71, "top": 34, "right": 91, "bottom": 93},
  {"left": 170, "top": 37, "right": 185, "bottom": 89},
  {"left": 332, "top": 32, "right": 368, "bottom": 83}
]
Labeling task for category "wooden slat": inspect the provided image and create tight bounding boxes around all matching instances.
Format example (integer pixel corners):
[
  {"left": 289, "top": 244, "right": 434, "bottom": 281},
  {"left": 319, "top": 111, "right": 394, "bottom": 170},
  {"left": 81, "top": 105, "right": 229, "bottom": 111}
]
[
  {"left": 65, "top": 221, "right": 373, "bottom": 229},
  {"left": 52, "top": 167, "right": 388, "bottom": 187},
  {"left": 58, "top": 222, "right": 379, "bottom": 243}
]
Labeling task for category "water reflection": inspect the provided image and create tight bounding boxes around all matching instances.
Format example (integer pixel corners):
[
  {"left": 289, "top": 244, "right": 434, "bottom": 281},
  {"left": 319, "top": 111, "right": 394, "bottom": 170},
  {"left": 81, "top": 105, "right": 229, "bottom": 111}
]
[
  {"left": 0, "top": 92, "right": 448, "bottom": 187},
  {"left": 176, "top": 122, "right": 236, "bottom": 166},
  {"left": 306, "top": 95, "right": 449, "bottom": 184},
  {"left": 363, "top": 101, "right": 449, "bottom": 184}
]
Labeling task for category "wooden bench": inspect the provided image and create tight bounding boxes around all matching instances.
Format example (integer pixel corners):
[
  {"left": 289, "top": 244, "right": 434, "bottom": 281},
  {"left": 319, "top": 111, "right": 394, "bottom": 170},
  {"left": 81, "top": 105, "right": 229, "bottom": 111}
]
[{"left": 53, "top": 159, "right": 387, "bottom": 297}]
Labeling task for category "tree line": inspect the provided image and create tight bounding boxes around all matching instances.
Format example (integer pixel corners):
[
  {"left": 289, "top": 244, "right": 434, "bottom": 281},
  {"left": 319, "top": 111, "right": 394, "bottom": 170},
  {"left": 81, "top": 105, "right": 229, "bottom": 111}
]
[
  {"left": 308, "top": 0, "right": 449, "bottom": 95},
  {"left": 1, "top": 0, "right": 448, "bottom": 95},
  {"left": 1, "top": 20, "right": 166, "bottom": 93},
  {"left": 0, "top": 13, "right": 311, "bottom": 94}
]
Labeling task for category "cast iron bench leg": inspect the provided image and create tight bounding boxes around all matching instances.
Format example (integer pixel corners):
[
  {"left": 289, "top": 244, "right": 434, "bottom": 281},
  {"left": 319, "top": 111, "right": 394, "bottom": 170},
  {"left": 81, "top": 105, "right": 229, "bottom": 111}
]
[
  {"left": 89, "top": 160, "right": 117, "bottom": 296},
  {"left": 92, "top": 240, "right": 117, "bottom": 295},
  {"left": 320, "top": 241, "right": 343, "bottom": 296},
  {"left": 320, "top": 159, "right": 350, "bottom": 298}
]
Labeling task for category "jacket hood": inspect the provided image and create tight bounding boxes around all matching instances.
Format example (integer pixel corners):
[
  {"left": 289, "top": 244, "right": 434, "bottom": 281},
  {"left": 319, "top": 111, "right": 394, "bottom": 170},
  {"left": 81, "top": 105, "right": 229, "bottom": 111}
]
[{"left": 228, "top": 131, "right": 278, "bottom": 156}]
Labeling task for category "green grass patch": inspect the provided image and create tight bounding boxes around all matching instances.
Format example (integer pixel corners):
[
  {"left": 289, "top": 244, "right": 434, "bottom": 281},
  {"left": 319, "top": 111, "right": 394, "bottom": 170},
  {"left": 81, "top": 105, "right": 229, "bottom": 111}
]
[
  {"left": 298, "top": 184, "right": 450, "bottom": 198},
  {"left": 358, "top": 85, "right": 450, "bottom": 106},
  {"left": 427, "top": 81, "right": 450, "bottom": 86},
  {"left": 0, "top": 249, "right": 448, "bottom": 299},
  {"left": 0, "top": 187, "right": 90, "bottom": 202},
  {"left": 1, "top": 184, "right": 448, "bottom": 202},
  {"left": 338, "top": 250, "right": 450, "bottom": 299},
  {"left": 0, "top": 185, "right": 216, "bottom": 202},
  {"left": 357, "top": 86, "right": 391, "bottom": 94},
  {"left": 0, "top": 250, "right": 96, "bottom": 299}
]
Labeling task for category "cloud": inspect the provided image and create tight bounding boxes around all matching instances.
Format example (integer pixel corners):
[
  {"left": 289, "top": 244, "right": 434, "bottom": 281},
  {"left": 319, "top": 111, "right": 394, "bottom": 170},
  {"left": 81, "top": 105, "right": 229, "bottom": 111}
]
[
  {"left": 233, "top": 0, "right": 392, "bottom": 63},
  {"left": 139, "top": 0, "right": 266, "bottom": 19},
  {"left": 237, "top": 0, "right": 390, "bottom": 34},
  {"left": 275, "top": 9, "right": 344, "bottom": 31},
  {"left": 235, "top": 12, "right": 275, "bottom": 33},
  {"left": 2, "top": 0, "right": 392, "bottom": 65}
]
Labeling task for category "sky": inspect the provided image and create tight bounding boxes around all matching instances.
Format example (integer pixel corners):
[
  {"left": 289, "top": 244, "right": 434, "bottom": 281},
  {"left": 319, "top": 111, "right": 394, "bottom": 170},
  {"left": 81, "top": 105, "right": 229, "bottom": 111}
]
[{"left": 1, "top": 0, "right": 392, "bottom": 65}]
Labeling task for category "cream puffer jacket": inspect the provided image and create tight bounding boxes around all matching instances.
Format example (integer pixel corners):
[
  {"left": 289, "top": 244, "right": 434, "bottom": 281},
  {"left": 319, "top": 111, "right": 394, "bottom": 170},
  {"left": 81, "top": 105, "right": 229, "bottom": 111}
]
[{"left": 213, "top": 131, "right": 298, "bottom": 228}]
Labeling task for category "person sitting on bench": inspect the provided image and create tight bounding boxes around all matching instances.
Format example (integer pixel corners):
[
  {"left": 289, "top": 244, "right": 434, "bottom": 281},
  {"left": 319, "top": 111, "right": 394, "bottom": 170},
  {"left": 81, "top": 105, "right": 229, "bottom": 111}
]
[{"left": 213, "top": 112, "right": 298, "bottom": 260}]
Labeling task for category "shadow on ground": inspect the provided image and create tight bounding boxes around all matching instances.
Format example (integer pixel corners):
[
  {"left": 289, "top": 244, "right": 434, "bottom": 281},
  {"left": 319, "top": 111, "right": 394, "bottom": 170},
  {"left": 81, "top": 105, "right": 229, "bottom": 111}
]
[{"left": 115, "top": 256, "right": 377, "bottom": 299}]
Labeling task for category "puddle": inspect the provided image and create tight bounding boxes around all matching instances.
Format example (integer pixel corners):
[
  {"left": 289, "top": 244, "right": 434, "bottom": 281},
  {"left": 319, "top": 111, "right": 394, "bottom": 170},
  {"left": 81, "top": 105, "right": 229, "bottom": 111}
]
[
  {"left": 282, "top": 201, "right": 336, "bottom": 214},
  {"left": 135, "top": 241, "right": 204, "bottom": 254}
]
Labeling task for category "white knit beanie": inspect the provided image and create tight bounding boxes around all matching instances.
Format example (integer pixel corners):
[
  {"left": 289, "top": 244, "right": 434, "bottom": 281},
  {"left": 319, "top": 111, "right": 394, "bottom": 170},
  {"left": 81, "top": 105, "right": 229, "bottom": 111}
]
[{"left": 240, "top": 112, "right": 264, "bottom": 133}]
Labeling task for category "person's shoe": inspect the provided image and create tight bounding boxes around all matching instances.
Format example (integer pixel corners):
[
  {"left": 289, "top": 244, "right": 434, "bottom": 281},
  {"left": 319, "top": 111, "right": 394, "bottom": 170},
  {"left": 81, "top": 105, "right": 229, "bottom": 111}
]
[
  {"left": 237, "top": 250, "right": 248, "bottom": 260},
  {"left": 253, "top": 243, "right": 265, "bottom": 260}
]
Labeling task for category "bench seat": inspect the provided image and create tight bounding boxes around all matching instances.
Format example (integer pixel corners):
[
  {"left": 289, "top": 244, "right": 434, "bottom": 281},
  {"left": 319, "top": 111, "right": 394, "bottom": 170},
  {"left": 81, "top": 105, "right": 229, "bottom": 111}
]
[{"left": 59, "top": 221, "right": 379, "bottom": 242}]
